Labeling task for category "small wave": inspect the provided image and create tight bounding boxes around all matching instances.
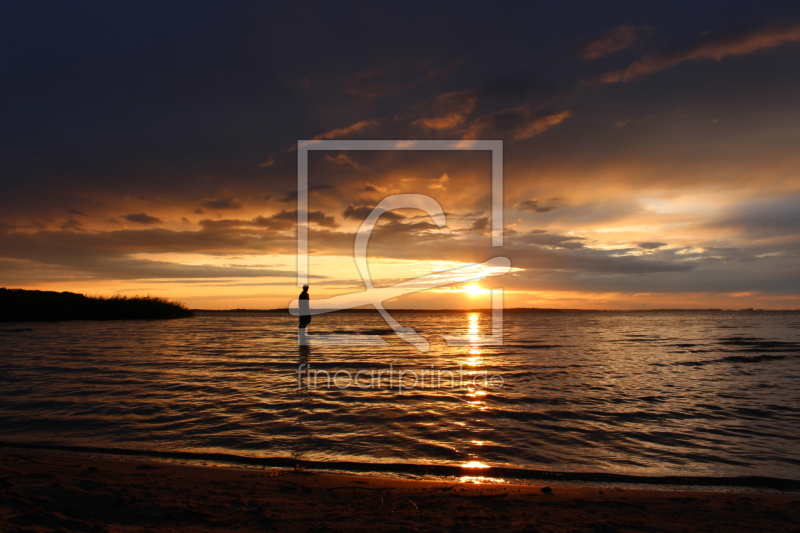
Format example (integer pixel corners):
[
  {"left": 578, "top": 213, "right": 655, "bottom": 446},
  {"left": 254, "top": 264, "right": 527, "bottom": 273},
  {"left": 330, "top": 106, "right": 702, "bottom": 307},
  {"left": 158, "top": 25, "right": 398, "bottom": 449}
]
[
  {"left": 499, "top": 343, "right": 564, "bottom": 349},
  {"left": 722, "top": 354, "right": 789, "bottom": 363},
  {"left": 2, "top": 441, "right": 799, "bottom": 491},
  {"left": 675, "top": 354, "right": 788, "bottom": 366},
  {"left": 734, "top": 407, "right": 774, "bottom": 419},
  {"left": 720, "top": 336, "right": 764, "bottom": 343},
  {"left": 718, "top": 336, "right": 800, "bottom": 352},
  {"left": 329, "top": 329, "right": 396, "bottom": 335}
]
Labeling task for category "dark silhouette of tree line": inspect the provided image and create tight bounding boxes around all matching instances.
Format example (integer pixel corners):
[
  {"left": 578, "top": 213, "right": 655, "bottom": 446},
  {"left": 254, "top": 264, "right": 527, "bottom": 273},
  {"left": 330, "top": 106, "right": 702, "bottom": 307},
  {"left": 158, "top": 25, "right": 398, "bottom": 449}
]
[{"left": 0, "top": 288, "right": 194, "bottom": 322}]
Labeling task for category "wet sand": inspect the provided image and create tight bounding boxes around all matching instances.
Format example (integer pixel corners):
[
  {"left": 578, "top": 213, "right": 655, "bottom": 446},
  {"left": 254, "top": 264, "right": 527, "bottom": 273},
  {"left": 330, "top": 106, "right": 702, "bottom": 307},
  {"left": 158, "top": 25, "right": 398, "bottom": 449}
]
[{"left": 1, "top": 451, "right": 798, "bottom": 532}]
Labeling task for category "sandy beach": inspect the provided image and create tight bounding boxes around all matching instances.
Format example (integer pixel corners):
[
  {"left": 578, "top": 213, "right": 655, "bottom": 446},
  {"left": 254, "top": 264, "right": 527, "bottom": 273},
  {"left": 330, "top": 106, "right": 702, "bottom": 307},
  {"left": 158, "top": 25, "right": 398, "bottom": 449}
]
[{"left": 1, "top": 451, "right": 798, "bottom": 532}]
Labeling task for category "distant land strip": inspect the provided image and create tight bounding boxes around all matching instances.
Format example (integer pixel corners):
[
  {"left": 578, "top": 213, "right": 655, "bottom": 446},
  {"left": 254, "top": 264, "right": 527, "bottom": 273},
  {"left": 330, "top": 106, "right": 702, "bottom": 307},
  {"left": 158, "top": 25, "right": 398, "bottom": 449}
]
[
  {"left": 196, "top": 308, "right": 800, "bottom": 313},
  {"left": 0, "top": 288, "right": 193, "bottom": 322}
]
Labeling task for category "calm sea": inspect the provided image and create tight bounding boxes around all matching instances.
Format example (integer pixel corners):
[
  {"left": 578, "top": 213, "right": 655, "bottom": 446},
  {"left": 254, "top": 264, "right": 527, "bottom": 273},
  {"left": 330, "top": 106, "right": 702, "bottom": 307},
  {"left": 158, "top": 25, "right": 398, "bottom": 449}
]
[{"left": 1, "top": 310, "right": 799, "bottom": 482}]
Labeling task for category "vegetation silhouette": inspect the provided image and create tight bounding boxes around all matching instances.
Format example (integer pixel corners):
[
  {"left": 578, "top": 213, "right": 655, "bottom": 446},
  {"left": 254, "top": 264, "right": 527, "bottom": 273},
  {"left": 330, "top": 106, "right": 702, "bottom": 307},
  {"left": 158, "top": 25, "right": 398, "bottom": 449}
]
[{"left": 0, "top": 288, "right": 194, "bottom": 322}]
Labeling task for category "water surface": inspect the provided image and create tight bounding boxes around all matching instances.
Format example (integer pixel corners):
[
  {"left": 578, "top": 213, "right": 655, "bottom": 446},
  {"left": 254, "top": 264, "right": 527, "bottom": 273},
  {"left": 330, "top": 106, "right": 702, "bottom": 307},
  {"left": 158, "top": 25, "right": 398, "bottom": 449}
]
[{"left": 1, "top": 310, "right": 799, "bottom": 480}]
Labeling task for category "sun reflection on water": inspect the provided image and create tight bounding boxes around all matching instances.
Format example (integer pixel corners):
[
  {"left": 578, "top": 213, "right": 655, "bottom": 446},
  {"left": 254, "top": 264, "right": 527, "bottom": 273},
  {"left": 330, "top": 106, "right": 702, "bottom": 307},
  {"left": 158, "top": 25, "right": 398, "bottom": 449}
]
[
  {"left": 458, "top": 313, "right": 495, "bottom": 469},
  {"left": 458, "top": 476, "right": 508, "bottom": 484},
  {"left": 461, "top": 460, "right": 490, "bottom": 469},
  {"left": 468, "top": 312, "right": 480, "bottom": 341},
  {"left": 461, "top": 313, "right": 484, "bottom": 368}
]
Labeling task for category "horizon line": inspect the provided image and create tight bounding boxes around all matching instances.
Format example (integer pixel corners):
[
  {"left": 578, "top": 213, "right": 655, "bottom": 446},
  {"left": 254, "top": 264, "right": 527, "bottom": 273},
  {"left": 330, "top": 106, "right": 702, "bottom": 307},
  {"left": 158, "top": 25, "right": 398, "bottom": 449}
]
[{"left": 192, "top": 307, "right": 800, "bottom": 312}]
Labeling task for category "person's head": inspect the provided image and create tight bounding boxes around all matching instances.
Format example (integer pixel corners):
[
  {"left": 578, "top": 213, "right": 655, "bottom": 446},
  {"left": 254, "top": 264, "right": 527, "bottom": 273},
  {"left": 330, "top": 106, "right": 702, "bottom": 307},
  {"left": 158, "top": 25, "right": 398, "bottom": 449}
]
[{"left": 302, "top": 284, "right": 309, "bottom": 291}]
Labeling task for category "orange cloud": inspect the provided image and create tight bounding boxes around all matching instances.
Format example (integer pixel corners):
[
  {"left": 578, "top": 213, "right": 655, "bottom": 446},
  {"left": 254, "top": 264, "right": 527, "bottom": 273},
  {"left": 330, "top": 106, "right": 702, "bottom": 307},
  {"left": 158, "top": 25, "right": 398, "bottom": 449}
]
[
  {"left": 463, "top": 107, "right": 571, "bottom": 140},
  {"left": 258, "top": 155, "right": 276, "bottom": 168},
  {"left": 577, "top": 25, "right": 645, "bottom": 59},
  {"left": 601, "top": 21, "right": 800, "bottom": 83},
  {"left": 122, "top": 213, "right": 162, "bottom": 225},
  {"left": 324, "top": 153, "right": 360, "bottom": 169},
  {"left": 412, "top": 113, "right": 468, "bottom": 130},
  {"left": 411, "top": 89, "right": 478, "bottom": 130},
  {"left": 312, "top": 119, "right": 380, "bottom": 140}
]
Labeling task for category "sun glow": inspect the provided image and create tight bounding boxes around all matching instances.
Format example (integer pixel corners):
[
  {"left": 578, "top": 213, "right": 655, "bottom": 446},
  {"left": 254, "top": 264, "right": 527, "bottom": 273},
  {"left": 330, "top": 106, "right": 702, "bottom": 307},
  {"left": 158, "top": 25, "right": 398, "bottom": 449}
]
[{"left": 464, "top": 284, "right": 490, "bottom": 296}]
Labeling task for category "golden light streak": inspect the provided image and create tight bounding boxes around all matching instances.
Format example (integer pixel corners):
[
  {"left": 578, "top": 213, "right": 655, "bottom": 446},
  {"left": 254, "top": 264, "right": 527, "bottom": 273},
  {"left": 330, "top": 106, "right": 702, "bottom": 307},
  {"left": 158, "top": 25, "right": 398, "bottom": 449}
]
[{"left": 461, "top": 461, "right": 490, "bottom": 469}]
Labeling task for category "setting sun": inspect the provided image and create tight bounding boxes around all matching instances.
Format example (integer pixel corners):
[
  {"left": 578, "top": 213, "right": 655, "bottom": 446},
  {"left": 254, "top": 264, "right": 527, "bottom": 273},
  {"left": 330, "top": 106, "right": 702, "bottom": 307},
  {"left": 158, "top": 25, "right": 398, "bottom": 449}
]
[{"left": 464, "top": 284, "right": 490, "bottom": 297}]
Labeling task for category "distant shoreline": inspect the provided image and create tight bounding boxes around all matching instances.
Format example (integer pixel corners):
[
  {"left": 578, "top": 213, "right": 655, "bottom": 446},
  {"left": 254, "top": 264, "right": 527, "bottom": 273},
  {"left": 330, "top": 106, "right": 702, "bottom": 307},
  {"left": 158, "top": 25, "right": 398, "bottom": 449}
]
[
  {"left": 195, "top": 307, "right": 800, "bottom": 313},
  {"left": 0, "top": 288, "right": 194, "bottom": 322}
]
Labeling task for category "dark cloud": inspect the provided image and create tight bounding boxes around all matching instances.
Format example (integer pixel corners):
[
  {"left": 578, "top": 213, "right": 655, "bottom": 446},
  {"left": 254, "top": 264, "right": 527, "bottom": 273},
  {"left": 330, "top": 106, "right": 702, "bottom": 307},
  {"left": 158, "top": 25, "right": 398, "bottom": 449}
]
[
  {"left": 514, "top": 230, "right": 584, "bottom": 249},
  {"left": 343, "top": 204, "right": 404, "bottom": 221},
  {"left": 280, "top": 184, "right": 337, "bottom": 203},
  {"left": 518, "top": 199, "right": 559, "bottom": 213},
  {"left": 601, "top": 20, "right": 800, "bottom": 83},
  {"left": 0, "top": 226, "right": 303, "bottom": 284},
  {"left": 275, "top": 209, "right": 338, "bottom": 228},
  {"left": 713, "top": 194, "right": 800, "bottom": 238},
  {"left": 0, "top": 225, "right": 298, "bottom": 265},
  {"left": 335, "top": 56, "right": 460, "bottom": 103},
  {"left": 59, "top": 219, "right": 84, "bottom": 231},
  {"left": 506, "top": 245, "right": 693, "bottom": 274},
  {"left": 202, "top": 197, "right": 242, "bottom": 210},
  {"left": 2, "top": 253, "right": 299, "bottom": 283},
  {"left": 638, "top": 241, "right": 668, "bottom": 249},
  {"left": 701, "top": 246, "right": 759, "bottom": 262},
  {"left": 477, "top": 73, "right": 564, "bottom": 102},
  {"left": 504, "top": 257, "right": 800, "bottom": 296},
  {"left": 122, "top": 213, "right": 162, "bottom": 225},
  {"left": 200, "top": 209, "right": 338, "bottom": 231},
  {"left": 67, "top": 208, "right": 91, "bottom": 217},
  {"left": 365, "top": 219, "right": 450, "bottom": 245},
  {"left": 470, "top": 216, "right": 491, "bottom": 234},
  {"left": 345, "top": 69, "right": 384, "bottom": 99}
]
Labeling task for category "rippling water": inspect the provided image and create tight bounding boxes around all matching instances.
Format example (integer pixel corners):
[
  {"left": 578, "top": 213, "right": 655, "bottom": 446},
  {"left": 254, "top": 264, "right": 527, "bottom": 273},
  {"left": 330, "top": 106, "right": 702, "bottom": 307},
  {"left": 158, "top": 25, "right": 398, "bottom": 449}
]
[{"left": 1, "top": 310, "right": 799, "bottom": 480}]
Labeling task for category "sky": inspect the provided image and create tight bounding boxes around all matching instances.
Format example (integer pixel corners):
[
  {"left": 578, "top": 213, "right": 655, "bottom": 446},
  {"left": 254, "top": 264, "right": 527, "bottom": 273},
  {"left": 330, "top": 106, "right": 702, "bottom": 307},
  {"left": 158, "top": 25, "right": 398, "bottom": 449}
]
[{"left": 2, "top": 1, "right": 800, "bottom": 310}]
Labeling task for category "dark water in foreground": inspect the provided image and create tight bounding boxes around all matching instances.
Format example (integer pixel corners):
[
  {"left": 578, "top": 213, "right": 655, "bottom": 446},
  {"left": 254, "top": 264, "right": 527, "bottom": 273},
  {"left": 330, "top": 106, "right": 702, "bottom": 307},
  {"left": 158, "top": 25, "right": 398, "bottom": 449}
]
[{"left": 1, "top": 311, "right": 799, "bottom": 482}]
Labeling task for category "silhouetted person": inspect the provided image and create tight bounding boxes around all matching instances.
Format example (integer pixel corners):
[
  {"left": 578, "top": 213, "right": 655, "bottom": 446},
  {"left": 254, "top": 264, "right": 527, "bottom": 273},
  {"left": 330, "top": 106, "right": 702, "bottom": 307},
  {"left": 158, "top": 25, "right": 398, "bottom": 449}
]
[{"left": 298, "top": 284, "right": 311, "bottom": 331}]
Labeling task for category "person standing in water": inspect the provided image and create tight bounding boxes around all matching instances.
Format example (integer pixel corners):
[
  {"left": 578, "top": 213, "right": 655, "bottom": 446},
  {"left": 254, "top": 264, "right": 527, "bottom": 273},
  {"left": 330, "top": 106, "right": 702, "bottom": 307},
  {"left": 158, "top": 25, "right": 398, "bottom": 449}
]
[{"left": 298, "top": 284, "right": 311, "bottom": 332}]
